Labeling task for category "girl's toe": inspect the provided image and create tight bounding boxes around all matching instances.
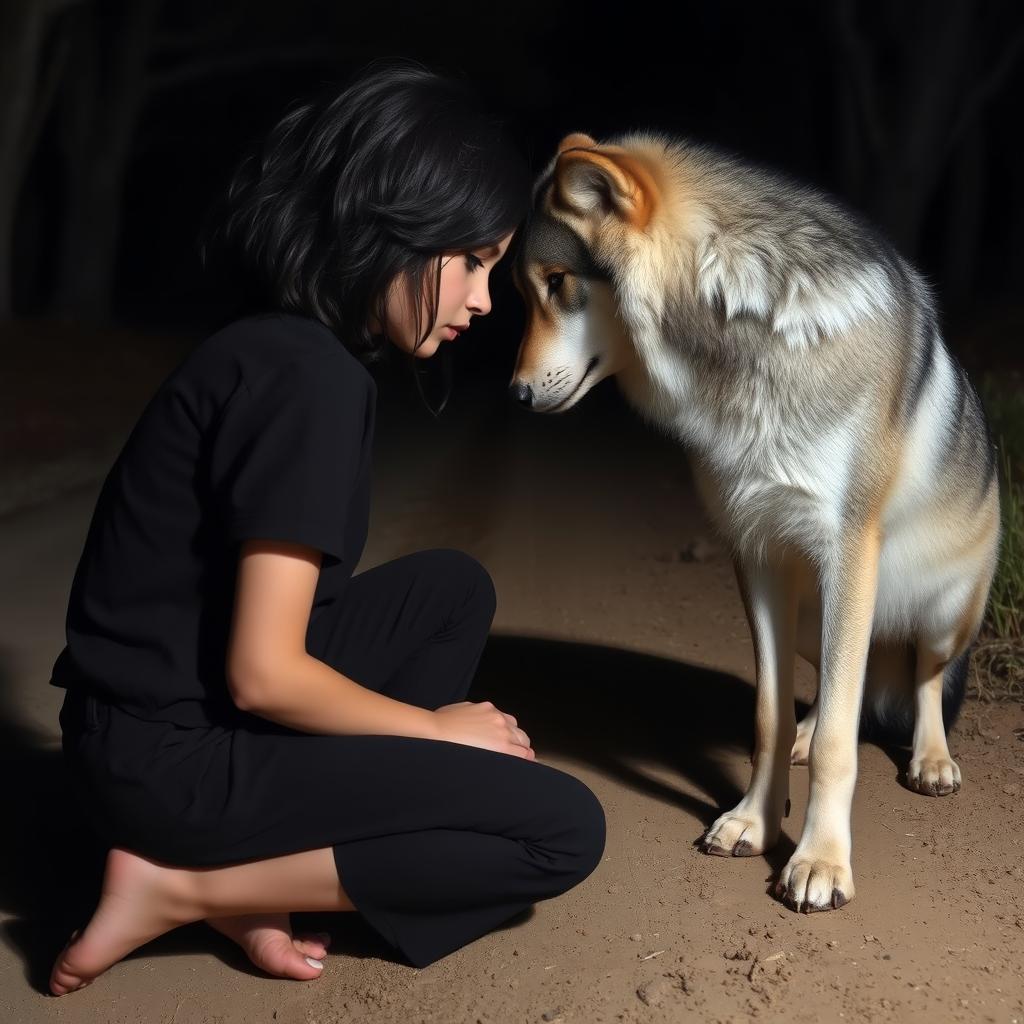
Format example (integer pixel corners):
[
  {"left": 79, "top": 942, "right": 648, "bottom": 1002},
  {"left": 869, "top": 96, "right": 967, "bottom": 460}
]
[
  {"left": 49, "top": 930, "right": 90, "bottom": 996},
  {"left": 253, "top": 935, "right": 325, "bottom": 979},
  {"left": 293, "top": 935, "right": 328, "bottom": 959}
]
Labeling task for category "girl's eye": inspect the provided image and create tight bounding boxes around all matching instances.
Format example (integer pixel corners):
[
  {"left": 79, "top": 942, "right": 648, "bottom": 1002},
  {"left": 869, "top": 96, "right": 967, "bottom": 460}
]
[
  {"left": 465, "top": 254, "right": 485, "bottom": 271},
  {"left": 547, "top": 271, "right": 565, "bottom": 294}
]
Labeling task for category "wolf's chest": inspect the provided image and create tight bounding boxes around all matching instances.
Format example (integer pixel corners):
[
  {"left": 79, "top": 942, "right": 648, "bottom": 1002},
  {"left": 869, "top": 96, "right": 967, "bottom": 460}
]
[{"left": 622, "top": 359, "right": 863, "bottom": 549}]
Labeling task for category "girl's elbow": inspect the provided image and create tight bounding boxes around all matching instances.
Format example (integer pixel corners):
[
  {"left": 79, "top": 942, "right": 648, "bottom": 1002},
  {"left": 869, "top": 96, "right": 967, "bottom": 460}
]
[
  {"left": 225, "top": 657, "right": 273, "bottom": 712},
  {"left": 226, "top": 651, "right": 306, "bottom": 712},
  {"left": 226, "top": 671, "right": 260, "bottom": 712}
]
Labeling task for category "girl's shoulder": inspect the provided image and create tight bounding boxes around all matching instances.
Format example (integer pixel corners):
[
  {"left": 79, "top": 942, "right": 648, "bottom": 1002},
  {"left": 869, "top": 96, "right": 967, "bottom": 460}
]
[
  {"left": 199, "top": 312, "right": 374, "bottom": 393},
  {"left": 145, "top": 312, "right": 375, "bottom": 448}
]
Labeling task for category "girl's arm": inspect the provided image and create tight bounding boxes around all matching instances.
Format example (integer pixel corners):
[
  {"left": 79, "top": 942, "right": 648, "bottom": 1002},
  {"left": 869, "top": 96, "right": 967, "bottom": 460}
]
[
  {"left": 226, "top": 539, "right": 442, "bottom": 740},
  {"left": 225, "top": 539, "right": 534, "bottom": 759}
]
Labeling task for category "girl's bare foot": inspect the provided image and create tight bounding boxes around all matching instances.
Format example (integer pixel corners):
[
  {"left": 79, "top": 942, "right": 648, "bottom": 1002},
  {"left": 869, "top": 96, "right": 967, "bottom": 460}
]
[
  {"left": 206, "top": 913, "right": 330, "bottom": 979},
  {"left": 49, "top": 847, "right": 202, "bottom": 996}
]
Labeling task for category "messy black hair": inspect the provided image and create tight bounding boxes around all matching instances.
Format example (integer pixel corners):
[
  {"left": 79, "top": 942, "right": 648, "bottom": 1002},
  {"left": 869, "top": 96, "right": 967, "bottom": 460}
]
[{"left": 200, "top": 57, "right": 532, "bottom": 409}]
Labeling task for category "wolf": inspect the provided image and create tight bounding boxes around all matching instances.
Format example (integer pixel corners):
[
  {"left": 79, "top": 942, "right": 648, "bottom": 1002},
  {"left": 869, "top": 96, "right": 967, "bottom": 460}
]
[{"left": 509, "top": 130, "right": 1001, "bottom": 912}]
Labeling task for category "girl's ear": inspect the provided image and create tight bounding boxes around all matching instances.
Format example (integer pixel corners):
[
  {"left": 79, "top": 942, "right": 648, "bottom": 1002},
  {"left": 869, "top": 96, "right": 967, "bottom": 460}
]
[{"left": 551, "top": 145, "right": 656, "bottom": 230}]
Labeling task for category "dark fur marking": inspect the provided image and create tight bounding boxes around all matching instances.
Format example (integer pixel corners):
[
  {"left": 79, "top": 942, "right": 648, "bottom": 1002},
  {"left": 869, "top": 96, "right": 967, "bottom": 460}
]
[
  {"left": 905, "top": 318, "right": 937, "bottom": 420},
  {"left": 524, "top": 212, "right": 611, "bottom": 283}
]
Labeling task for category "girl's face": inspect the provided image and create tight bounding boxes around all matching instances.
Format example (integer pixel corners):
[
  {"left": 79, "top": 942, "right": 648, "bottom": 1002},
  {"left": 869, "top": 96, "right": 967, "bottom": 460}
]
[{"left": 376, "top": 231, "right": 515, "bottom": 359}]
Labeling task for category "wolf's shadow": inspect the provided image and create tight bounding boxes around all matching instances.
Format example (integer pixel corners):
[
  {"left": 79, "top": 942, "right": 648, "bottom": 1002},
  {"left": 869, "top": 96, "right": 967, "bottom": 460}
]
[
  {"left": 0, "top": 635, "right": 772, "bottom": 988},
  {"left": 473, "top": 633, "right": 757, "bottom": 822}
]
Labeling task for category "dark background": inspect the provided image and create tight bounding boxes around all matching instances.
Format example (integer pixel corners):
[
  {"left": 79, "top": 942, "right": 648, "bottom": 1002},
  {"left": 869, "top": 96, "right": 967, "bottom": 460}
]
[
  {"left": 3, "top": 0, "right": 1024, "bottom": 987},
  {"left": 3, "top": 0, "right": 1024, "bottom": 383}
]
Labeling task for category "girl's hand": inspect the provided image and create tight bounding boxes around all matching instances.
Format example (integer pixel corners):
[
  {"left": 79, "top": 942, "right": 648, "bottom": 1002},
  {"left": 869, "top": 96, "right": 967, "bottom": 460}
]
[{"left": 432, "top": 700, "right": 535, "bottom": 760}]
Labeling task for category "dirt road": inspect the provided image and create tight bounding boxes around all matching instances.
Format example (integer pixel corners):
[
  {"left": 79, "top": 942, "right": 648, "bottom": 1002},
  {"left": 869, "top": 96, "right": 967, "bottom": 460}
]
[{"left": 1, "top": 350, "right": 1021, "bottom": 1024}]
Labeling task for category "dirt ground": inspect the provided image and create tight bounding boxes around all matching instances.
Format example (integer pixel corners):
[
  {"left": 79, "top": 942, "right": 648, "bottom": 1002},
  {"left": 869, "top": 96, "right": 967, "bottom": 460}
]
[{"left": 1, "top": 323, "right": 1022, "bottom": 1023}]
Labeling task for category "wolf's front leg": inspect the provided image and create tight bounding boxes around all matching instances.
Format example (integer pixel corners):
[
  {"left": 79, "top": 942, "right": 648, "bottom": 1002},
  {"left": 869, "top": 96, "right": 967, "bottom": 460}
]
[
  {"left": 701, "top": 556, "right": 797, "bottom": 857},
  {"left": 776, "top": 527, "right": 881, "bottom": 912}
]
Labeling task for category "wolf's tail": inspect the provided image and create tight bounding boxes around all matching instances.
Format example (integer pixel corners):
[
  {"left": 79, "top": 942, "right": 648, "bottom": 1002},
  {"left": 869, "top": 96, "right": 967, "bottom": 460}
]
[{"left": 858, "top": 644, "right": 971, "bottom": 747}]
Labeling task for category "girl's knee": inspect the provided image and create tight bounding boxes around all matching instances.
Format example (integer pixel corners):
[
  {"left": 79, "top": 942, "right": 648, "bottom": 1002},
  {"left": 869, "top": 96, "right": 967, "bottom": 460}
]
[
  {"left": 423, "top": 549, "right": 496, "bottom": 625},
  {"left": 562, "top": 779, "right": 606, "bottom": 886},
  {"left": 531, "top": 772, "right": 605, "bottom": 893}
]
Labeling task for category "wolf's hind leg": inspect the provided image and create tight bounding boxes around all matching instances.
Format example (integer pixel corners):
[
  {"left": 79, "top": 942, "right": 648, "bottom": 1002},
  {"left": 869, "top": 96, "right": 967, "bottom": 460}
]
[
  {"left": 791, "top": 595, "right": 822, "bottom": 765},
  {"left": 908, "top": 642, "right": 962, "bottom": 796},
  {"left": 791, "top": 696, "right": 817, "bottom": 765},
  {"left": 701, "top": 556, "right": 797, "bottom": 857}
]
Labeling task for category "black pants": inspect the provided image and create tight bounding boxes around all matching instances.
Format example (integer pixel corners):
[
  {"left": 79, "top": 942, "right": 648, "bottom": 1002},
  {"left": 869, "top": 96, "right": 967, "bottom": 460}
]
[{"left": 59, "top": 549, "right": 606, "bottom": 968}]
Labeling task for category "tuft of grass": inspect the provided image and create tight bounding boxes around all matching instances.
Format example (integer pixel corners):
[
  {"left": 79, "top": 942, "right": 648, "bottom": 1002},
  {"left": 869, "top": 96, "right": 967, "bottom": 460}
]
[{"left": 971, "top": 372, "right": 1024, "bottom": 702}]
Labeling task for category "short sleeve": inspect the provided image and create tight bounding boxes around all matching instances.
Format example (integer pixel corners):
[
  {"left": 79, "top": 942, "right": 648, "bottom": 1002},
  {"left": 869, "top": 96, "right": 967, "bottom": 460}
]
[{"left": 209, "top": 355, "right": 370, "bottom": 565}]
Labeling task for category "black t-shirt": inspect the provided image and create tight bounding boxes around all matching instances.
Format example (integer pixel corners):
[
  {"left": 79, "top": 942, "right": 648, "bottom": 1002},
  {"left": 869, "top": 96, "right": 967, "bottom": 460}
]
[{"left": 49, "top": 312, "right": 377, "bottom": 727}]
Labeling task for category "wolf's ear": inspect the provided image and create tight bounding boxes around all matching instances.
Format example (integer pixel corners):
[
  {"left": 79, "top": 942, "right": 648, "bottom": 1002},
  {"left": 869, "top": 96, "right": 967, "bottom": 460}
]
[
  {"left": 556, "top": 132, "right": 597, "bottom": 154},
  {"left": 552, "top": 147, "right": 655, "bottom": 229}
]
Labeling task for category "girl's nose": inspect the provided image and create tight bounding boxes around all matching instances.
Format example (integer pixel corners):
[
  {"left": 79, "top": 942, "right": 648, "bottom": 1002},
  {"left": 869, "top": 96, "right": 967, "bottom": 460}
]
[{"left": 468, "top": 284, "right": 491, "bottom": 316}]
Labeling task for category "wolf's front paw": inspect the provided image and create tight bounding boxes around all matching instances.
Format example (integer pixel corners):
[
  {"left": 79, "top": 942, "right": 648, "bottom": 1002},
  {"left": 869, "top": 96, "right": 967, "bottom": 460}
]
[
  {"left": 700, "top": 809, "right": 778, "bottom": 857},
  {"left": 907, "top": 755, "right": 961, "bottom": 796},
  {"left": 775, "top": 854, "right": 854, "bottom": 912}
]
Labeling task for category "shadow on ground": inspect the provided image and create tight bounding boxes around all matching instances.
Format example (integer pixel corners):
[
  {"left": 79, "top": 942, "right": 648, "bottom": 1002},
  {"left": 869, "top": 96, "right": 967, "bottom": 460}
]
[
  {"left": 473, "top": 633, "right": 757, "bottom": 822},
  {"left": 0, "top": 634, "right": 762, "bottom": 992}
]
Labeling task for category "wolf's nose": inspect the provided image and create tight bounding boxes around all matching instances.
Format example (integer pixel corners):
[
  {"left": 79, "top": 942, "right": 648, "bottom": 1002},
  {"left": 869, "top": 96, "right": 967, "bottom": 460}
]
[{"left": 509, "top": 381, "right": 534, "bottom": 407}]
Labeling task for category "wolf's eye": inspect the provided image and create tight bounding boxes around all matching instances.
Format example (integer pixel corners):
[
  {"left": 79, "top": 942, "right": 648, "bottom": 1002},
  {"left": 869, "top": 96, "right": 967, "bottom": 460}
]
[{"left": 547, "top": 272, "right": 566, "bottom": 295}]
